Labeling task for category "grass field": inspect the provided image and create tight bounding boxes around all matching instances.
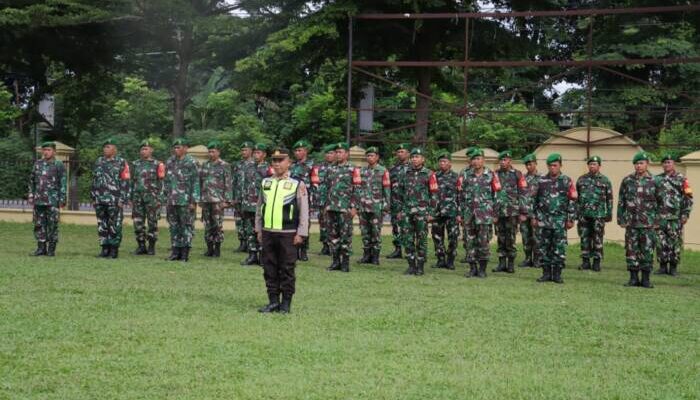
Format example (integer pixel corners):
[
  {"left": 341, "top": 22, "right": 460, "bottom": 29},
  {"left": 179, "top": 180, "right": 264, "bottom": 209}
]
[{"left": 0, "top": 221, "right": 698, "bottom": 399}]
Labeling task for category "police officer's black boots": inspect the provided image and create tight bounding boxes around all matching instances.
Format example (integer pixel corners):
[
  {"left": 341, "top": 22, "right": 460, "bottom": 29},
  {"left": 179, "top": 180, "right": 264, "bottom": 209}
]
[
  {"left": 624, "top": 270, "right": 639, "bottom": 287},
  {"left": 299, "top": 246, "right": 308, "bottom": 262},
  {"left": 537, "top": 266, "right": 551, "bottom": 282},
  {"left": 580, "top": 257, "right": 591, "bottom": 270},
  {"left": 31, "top": 242, "right": 47, "bottom": 256},
  {"left": 370, "top": 249, "right": 380, "bottom": 265},
  {"left": 340, "top": 254, "right": 350, "bottom": 272},
  {"left": 445, "top": 254, "right": 455, "bottom": 270},
  {"left": 147, "top": 239, "right": 156, "bottom": 255},
  {"left": 592, "top": 258, "right": 601, "bottom": 272},
  {"left": 279, "top": 294, "right": 293, "bottom": 314},
  {"left": 204, "top": 241, "right": 214, "bottom": 257},
  {"left": 109, "top": 245, "right": 119, "bottom": 259},
  {"left": 241, "top": 251, "right": 259, "bottom": 266},
  {"left": 654, "top": 262, "right": 668, "bottom": 275},
  {"left": 669, "top": 262, "right": 678, "bottom": 276},
  {"left": 387, "top": 246, "right": 402, "bottom": 259},
  {"left": 465, "top": 263, "right": 477, "bottom": 278},
  {"left": 213, "top": 243, "right": 221, "bottom": 258},
  {"left": 493, "top": 257, "right": 507, "bottom": 272},
  {"left": 134, "top": 240, "right": 148, "bottom": 255},
  {"left": 258, "top": 293, "right": 280, "bottom": 313},
  {"left": 98, "top": 244, "right": 110, "bottom": 258},
  {"left": 641, "top": 270, "right": 654, "bottom": 289},
  {"left": 359, "top": 248, "right": 371, "bottom": 264},
  {"left": 404, "top": 258, "right": 416, "bottom": 275},
  {"left": 47, "top": 242, "right": 56, "bottom": 257},
  {"left": 552, "top": 266, "right": 564, "bottom": 284},
  {"left": 506, "top": 257, "right": 515, "bottom": 273},
  {"left": 478, "top": 260, "right": 488, "bottom": 278},
  {"left": 320, "top": 243, "right": 330, "bottom": 256}
]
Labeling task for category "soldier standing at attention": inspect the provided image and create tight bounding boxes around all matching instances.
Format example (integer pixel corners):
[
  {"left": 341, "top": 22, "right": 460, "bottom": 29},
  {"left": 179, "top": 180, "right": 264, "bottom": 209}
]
[
  {"left": 91, "top": 138, "right": 131, "bottom": 259},
  {"left": 431, "top": 150, "right": 459, "bottom": 270},
  {"left": 357, "top": 146, "right": 390, "bottom": 265},
  {"left": 199, "top": 140, "right": 233, "bottom": 258},
  {"left": 130, "top": 139, "right": 165, "bottom": 256},
  {"left": 576, "top": 155, "right": 613, "bottom": 272},
  {"left": 494, "top": 150, "right": 529, "bottom": 273},
  {"left": 325, "top": 142, "right": 360, "bottom": 272},
  {"left": 458, "top": 148, "right": 500, "bottom": 278},
  {"left": 28, "top": 141, "right": 66, "bottom": 257},
  {"left": 618, "top": 152, "right": 664, "bottom": 288},
  {"left": 240, "top": 143, "right": 272, "bottom": 265},
  {"left": 655, "top": 154, "right": 693, "bottom": 276},
  {"left": 164, "top": 138, "right": 200, "bottom": 262},
  {"left": 395, "top": 148, "right": 438, "bottom": 276},
  {"left": 532, "top": 154, "right": 577, "bottom": 284},
  {"left": 519, "top": 153, "right": 540, "bottom": 268},
  {"left": 289, "top": 140, "right": 314, "bottom": 261},
  {"left": 311, "top": 144, "right": 337, "bottom": 256},
  {"left": 387, "top": 143, "right": 411, "bottom": 259},
  {"left": 232, "top": 142, "right": 254, "bottom": 253}
]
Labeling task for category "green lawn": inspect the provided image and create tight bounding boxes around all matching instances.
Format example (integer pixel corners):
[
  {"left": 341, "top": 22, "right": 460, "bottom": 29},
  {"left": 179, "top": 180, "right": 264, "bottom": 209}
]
[{"left": 0, "top": 222, "right": 698, "bottom": 399}]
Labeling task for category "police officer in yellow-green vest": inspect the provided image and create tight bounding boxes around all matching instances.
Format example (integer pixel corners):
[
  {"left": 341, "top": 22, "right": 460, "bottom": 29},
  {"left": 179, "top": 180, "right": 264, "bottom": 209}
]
[{"left": 255, "top": 147, "right": 310, "bottom": 314}]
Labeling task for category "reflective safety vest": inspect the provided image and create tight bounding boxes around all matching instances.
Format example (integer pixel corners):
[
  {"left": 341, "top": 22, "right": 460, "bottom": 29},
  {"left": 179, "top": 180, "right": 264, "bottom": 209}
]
[{"left": 261, "top": 177, "right": 300, "bottom": 230}]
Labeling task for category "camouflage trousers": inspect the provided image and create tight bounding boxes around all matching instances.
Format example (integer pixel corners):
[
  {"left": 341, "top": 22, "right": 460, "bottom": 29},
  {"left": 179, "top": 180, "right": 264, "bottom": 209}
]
[
  {"left": 657, "top": 219, "right": 683, "bottom": 264},
  {"left": 318, "top": 208, "right": 328, "bottom": 243},
  {"left": 359, "top": 211, "right": 382, "bottom": 251},
  {"left": 539, "top": 227, "right": 567, "bottom": 268},
  {"left": 520, "top": 218, "right": 539, "bottom": 265},
  {"left": 496, "top": 216, "right": 519, "bottom": 258},
  {"left": 431, "top": 215, "right": 459, "bottom": 260},
  {"left": 577, "top": 217, "right": 605, "bottom": 261},
  {"left": 234, "top": 207, "right": 245, "bottom": 242},
  {"left": 624, "top": 227, "right": 656, "bottom": 272},
  {"left": 132, "top": 195, "right": 160, "bottom": 242},
  {"left": 402, "top": 213, "right": 429, "bottom": 262},
  {"left": 464, "top": 221, "right": 492, "bottom": 263},
  {"left": 167, "top": 205, "right": 195, "bottom": 248},
  {"left": 95, "top": 204, "right": 124, "bottom": 246},
  {"left": 33, "top": 205, "right": 60, "bottom": 243},
  {"left": 202, "top": 202, "right": 225, "bottom": 243},
  {"left": 241, "top": 211, "right": 259, "bottom": 252},
  {"left": 328, "top": 210, "right": 354, "bottom": 257},
  {"left": 390, "top": 211, "right": 403, "bottom": 248}
]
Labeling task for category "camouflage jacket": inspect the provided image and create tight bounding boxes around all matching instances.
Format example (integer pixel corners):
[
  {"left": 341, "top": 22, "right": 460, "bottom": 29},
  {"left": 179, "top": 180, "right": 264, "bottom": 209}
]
[
  {"left": 457, "top": 167, "right": 500, "bottom": 224},
  {"left": 290, "top": 159, "right": 314, "bottom": 187},
  {"left": 435, "top": 169, "right": 459, "bottom": 218},
  {"left": 241, "top": 161, "right": 272, "bottom": 212},
  {"left": 200, "top": 159, "right": 233, "bottom": 203},
  {"left": 164, "top": 154, "right": 200, "bottom": 206},
  {"left": 576, "top": 172, "right": 613, "bottom": 220},
  {"left": 524, "top": 172, "right": 541, "bottom": 218},
  {"left": 656, "top": 170, "right": 693, "bottom": 221},
  {"left": 395, "top": 165, "right": 438, "bottom": 217},
  {"left": 28, "top": 158, "right": 66, "bottom": 207},
  {"left": 232, "top": 158, "right": 253, "bottom": 206},
  {"left": 617, "top": 172, "right": 662, "bottom": 228},
  {"left": 496, "top": 167, "right": 529, "bottom": 217},
  {"left": 130, "top": 159, "right": 165, "bottom": 202},
  {"left": 91, "top": 156, "right": 131, "bottom": 206},
  {"left": 389, "top": 161, "right": 410, "bottom": 213},
  {"left": 311, "top": 161, "right": 333, "bottom": 208},
  {"left": 326, "top": 162, "right": 360, "bottom": 212},
  {"left": 533, "top": 173, "right": 577, "bottom": 229},
  {"left": 357, "top": 164, "right": 390, "bottom": 214}
]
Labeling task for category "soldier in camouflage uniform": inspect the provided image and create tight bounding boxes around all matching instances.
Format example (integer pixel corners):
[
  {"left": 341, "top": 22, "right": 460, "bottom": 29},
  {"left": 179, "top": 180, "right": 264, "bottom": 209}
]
[
  {"left": 130, "top": 139, "right": 165, "bottom": 256},
  {"left": 231, "top": 142, "right": 254, "bottom": 253},
  {"left": 395, "top": 148, "right": 438, "bottom": 276},
  {"left": 519, "top": 153, "right": 540, "bottom": 268},
  {"left": 655, "top": 154, "right": 693, "bottom": 276},
  {"left": 325, "top": 142, "right": 360, "bottom": 272},
  {"left": 532, "top": 153, "right": 577, "bottom": 284},
  {"left": 91, "top": 138, "right": 131, "bottom": 259},
  {"left": 431, "top": 150, "right": 459, "bottom": 270},
  {"left": 240, "top": 143, "right": 273, "bottom": 265},
  {"left": 311, "top": 144, "right": 336, "bottom": 255},
  {"left": 164, "top": 138, "right": 200, "bottom": 262},
  {"left": 290, "top": 140, "right": 314, "bottom": 261},
  {"left": 387, "top": 143, "right": 411, "bottom": 259},
  {"left": 494, "top": 151, "right": 529, "bottom": 273},
  {"left": 458, "top": 146, "right": 477, "bottom": 263},
  {"left": 28, "top": 141, "right": 67, "bottom": 257},
  {"left": 575, "top": 155, "right": 613, "bottom": 272},
  {"left": 458, "top": 148, "right": 501, "bottom": 278},
  {"left": 357, "top": 146, "right": 390, "bottom": 265},
  {"left": 199, "top": 141, "right": 233, "bottom": 258}
]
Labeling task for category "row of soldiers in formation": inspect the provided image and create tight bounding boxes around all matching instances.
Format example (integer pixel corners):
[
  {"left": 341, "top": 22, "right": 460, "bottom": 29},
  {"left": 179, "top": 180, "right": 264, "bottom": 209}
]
[{"left": 28, "top": 139, "right": 693, "bottom": 288}]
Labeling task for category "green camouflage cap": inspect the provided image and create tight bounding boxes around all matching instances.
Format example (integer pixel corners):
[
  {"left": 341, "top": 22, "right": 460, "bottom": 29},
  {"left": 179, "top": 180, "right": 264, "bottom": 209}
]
[
  {"left": 172, "top": 138, "right": 188, "bottom": 147},
  {"left": 41, "top": 141, "right": 56, "bottom": 149},
  {"left": 410, "top": 147, "right": 425, "bottom": 156},
  {"left": 587, "top": 155, "right": 602, "bottom": 165},
  {"left": 498, "top": 150, "right": 512, "bottom": 160},
  {"left": 437, "top": 150, "right": 451, "bottom": 160},
  {"left": 207, "top": 140, "right": 222, "bottom": 150},
  {"left": 661, "top": 153, "right": 676, "bottom": 162},
  {"left": 292, "top": 139, "right": 311, "bottom": 150},
  {"left": 253, "top": 143, "right": 268, "bottom": 152},
  {"left": 140, "top": 139, "right": 154, "bottom": 148},
  {"left": 336, "top": 142, "right": 350, "bottom": 151},
  {"left": 546, "top": 153, "right": 562, "bottom": 165},
  {"left": 395, "top": 143, "right": 411, "bottom": 151},
  {"left": 632, "top": 151, "right": 650, "bottom": 164},
  {"left": 365, "top": 146, "right": 379, "bottom": 155},
  {"left": 470, "top": 148, "right": 485, "bottom": 158},
  {"left": 522, "top": 153, "right": 537, "bottom": 164},
  {"left": 102, "top": 137, "right": 117, "bottom": 147},
  {"left": 240, "top": 141, "right": 254, "bottom": 149}
]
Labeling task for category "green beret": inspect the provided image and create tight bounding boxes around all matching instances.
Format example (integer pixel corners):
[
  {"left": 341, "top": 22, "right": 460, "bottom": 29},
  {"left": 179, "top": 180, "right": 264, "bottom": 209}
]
[
  {"left": 546, "top": 153, "right": 562, "bottom": 165},
  {"left": 270, "top": 147, "right": 290, "bottom": 159},
  {"left": 253, "top": 143, "right": 268, "bottom": 152},
  {"left": 470, "top": 148, "right": 485, "bottom": 158},
  {"left": 587, "top": 155, "right": 602, "bottom": 165},
  {"left": 41, "top": 141, "right": 56, "bottom": 149},
  {"left": 140, "top": 139, "right": 154, "bottom": 148},
  {"left": 498, "top": 150, "right": 512, "bottom": 160},
  {"left": 410, "top": 148, "right": 425, "bottom": 156},
  {"left": 172, "top": 138, "right": 188, "bottom": 147},
  {"left": 465, "top": 146, "right": 477, "bottom": 157},
  {"left": 336, "top": 142, "right": 350, "bottom": 151},
  {"left": 395, "top": 143, "right": 411, "bottom": 151},
  {"left": 522, "top": 153, "right": 537, "bottom": 164},
  {"left": 365, "top": 146, "right": 379, "bottom": 155},
  {"left": 437, "top": 150, "right": 451, "bottom": 161},
  {"left": 102, "top": 138, "right": 116, "bottom": 147},
  {"left": 207, "top": 140, "right": 221, "bottom": 150},
  {"left": 240, "top": 141, "right": 254, "bottom": 149},
  {"left": 323, "top": 144, "right": 336, "bottom": 153},
  {"left": 661, "top": 153, "right": 676, "bottom": 162},
  {"left": 632, "top": 151, "right": 650, "bottom": 164},
  {"left": 292, "top": 140, "right": 311, "bottom": 150}
]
